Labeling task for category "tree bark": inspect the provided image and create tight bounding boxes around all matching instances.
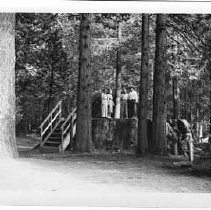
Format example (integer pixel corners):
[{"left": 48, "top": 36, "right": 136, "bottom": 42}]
[
  {"left": 47, "top": 65, "right": 54, "bottom": 113},
  {"left": 172, "top": 76, "right": 180, "bottom": 119},
  {"left": 152, "top": 14, "right": 167, "bottom": 155},
  {"left": 210, "top": 59, "right": 211, "bottom": 146},
  {"left": 0, "top": 13, "right": 18, "bottom": 158},
  {"left": 172, "top": 76, "right": 180, "bottom": 155},
  {"left": 137, "top": 14, "right": 149, "bottom": 155},
  {"left": 75, "top": 14, "right": 94, "bottom": 152},
  {"left": 114, "top": 22, "right": 122, "bottom": 119},
  {"left": 208, "top": 33, "right": 211, "bottom": 149},
  {"left": 209, "top": 26, "right": 211, "bottom": 146}
]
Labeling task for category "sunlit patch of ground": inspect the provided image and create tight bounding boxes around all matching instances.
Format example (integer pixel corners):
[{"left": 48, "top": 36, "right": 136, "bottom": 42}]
[
  {"left": 16, "top": 134, "right": 40, "bottom": 151},
  {"left": 0, "top": 135, "right": 210, "bottom": 207}
]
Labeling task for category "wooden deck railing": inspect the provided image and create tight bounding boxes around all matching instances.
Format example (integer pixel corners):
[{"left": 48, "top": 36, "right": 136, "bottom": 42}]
[
  {"left": 61, "top": 108, "right": 77, "bottom": 148},
  {"left": 40, "top": 101, "right": 62, "bottom": 145}
]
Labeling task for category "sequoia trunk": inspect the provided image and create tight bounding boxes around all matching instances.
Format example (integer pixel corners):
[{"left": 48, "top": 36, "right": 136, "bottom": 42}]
[
  {"left": 172, "top": 76, "right": 180, "bottom": 155},
  {"left": 152, "top": 14, "right": 167, "bottom": 155},
  {"left": 137, "top": 14, "right": 149, "bottom": 155},
  {"left": 76, "top": 14, "right": 94, "bottom": 152},
  {"left": 0, "top": 13, "right": 18, "bottom": 158}
]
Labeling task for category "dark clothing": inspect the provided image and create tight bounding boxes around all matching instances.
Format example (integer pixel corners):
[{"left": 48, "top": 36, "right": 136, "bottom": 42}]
[
  {"left": 147, "top": 119, "right": 153, "bottom": 152},
  {"left": 180, "top": 133, "right": 190, "bottom": 156},
  {"left": 128, "top": 99, "right": 137, "bottom": 118},
  {"left": 121, "top": 99, "right": 128, "bottom": 118},
  {"left": 92, "top": 93, "right": 102, "bottom": 118},
  {"left": 177, "top": 119, "right": 191, "bottom": 134},
  {"left": 176, "top": 119, "right": 193, "bottom": 161}
]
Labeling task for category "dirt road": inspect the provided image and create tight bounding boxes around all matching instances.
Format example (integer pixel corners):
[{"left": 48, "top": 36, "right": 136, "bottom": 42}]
[
  {"left": 18, "top": 152, "right": 211, "bottom": 193},
  {"left": 1, "top": 136, "right": 210, "bottom": 207}
]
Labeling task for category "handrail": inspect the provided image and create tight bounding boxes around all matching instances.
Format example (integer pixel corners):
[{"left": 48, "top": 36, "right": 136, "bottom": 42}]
[
  {"left": 40, "top": 100, "right": 62, "bottom": 143},
  {"left": 40, "top": 101, "right": 62, "bottom": 128},
  {"left": 61, "top": 107, "right": 76, "bottom": 132},
  {"left": 60, "top": 108, "right": 77, "bottom": 151},
  {"left": 41, "top": 119, "right": 62, "bottom": 146},
  {"left": 41, "top": 109, "right": 61, "bottom": 136}
]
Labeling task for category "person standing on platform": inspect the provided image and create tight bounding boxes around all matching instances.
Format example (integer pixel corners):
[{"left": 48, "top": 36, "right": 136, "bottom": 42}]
[
  {"left": 128, "top": 87, "right": 138, "bottom": 118},
  {"left": 101, "top": 89, "right": 108, "bottom": 118},
  {"left": 107, "top": 89, "right": 114, "bottom": 118},
  {"left": 121, "top": 88, "right": 128, "bottom": 118}
]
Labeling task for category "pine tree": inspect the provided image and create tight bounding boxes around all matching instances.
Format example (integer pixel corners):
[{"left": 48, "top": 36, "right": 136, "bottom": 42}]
[
  {"left": 75, "top": 14, "right": 94, "bottom": 152},
  {"left": 152, "top": 14, "right": 167, "bottom": 155},
  {"left": 137, "top": 14, "right": 150, "bottom": 155}
]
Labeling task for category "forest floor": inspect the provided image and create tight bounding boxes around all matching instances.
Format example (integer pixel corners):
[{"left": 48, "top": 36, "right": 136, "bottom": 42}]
[{"left": 0, "top": 135, "right": 211, "bottom": 207}]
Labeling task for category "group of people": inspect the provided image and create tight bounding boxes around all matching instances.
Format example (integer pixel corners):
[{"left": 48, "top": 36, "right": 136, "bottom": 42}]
[
  {"left": 101, "top": 87, "right": 139, "bottom": 119},
  {"left": 166, "top": 118, "right": 194, "bottom": 161},
  {"left": 121, "top": 87, "right": 139, "bottom": 118},
  {"left": 101, "top": 89, "right": 114, "bottom": 118}
]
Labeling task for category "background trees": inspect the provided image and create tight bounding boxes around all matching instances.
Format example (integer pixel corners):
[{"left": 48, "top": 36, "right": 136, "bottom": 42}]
[
  {"left": 16, "top": 13, "right": 77, "bottom": 133},
  {"left": 15, "top": 13, "right": 211, "bottom": 153}
]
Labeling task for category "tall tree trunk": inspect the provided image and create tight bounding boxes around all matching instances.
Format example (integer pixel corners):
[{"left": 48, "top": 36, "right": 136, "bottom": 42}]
[
  {"left": 172, "top": 76, "right": 180, "bottom": 155},
  {"left": 205, "top": 17, "right": 211, "bottom": 155},
  {"left": 114, "top": 22, "right": 122, "bottom": 119},
  {"left": 172, "top": 76, "right": 180, "bottom": 119},
  {"left": 0, "top": 13, "right": 18, "bottom": 158},
  {"left": 76, "top": 14, "right": 94, "bottom": 152},
  {"left": 152, "top": 14, "right": 167, "bottom": 155},
  {"left": 195, "top": 103, "right": 199, "bottom": 142},
  {"left": 137, "top": 14, "right": 149, "bottom": 155},
  {"left": 209, "top": 27, "right": 211, "bottom": 146},
  {"left": 210, "top": 59, "right": 211, "bottom": 146},
  {"left": 47, "top": 32, "right": 58, "bottom": 114},
  {"left": 208, "top": 36, "right": 211, "bottom": 148},
  {"left": 184, "top": 87, "right": 189, "bottom": 120},
  {"left": 47, "top": 65, "right": 54, "bottom": 113}
]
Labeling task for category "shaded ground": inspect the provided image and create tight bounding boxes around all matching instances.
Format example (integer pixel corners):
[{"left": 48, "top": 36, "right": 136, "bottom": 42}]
[
  {"left": 19, "top": 153, "right": 211, "bottom": 193},
  {"left": 0, "top": 135, "right": 210, "bottom": 206}
]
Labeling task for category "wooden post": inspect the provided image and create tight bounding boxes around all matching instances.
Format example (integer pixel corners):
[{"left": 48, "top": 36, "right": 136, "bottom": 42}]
[
  {"left": 189, "top": 133, "right": 194, "bottom": 162},
  {"left": 40, "top": 127, "right": 43, "bottom": 143},
  {"left": 70, "top": 115, "right": 74, "bottom": 150},
  {"left": 50, "top": 114, "right": 52, "bottom": 130}
]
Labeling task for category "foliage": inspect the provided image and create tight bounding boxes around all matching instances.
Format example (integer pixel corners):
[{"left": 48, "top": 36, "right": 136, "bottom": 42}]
[{"left": 15, "top": 13, "right": 210, "bottom": 136}]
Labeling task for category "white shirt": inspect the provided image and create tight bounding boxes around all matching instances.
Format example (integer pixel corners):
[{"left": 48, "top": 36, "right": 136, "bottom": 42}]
[
  {"left": 128, "top": 90, "right": 138, "bottom": 103},
  {"left": 121, "top": 93, "right": 128, "bottom": 100},
  {"left": 107, "top": 94, "right": 114, "bottom": 106},
  {"left": 102, "top": 93, "right": 108, "bottom": 101}
]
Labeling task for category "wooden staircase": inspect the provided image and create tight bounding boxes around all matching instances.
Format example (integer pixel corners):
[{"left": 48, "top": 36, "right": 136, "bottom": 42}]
[{"left": 39, "top": 101, "right": 76, "bottom": 152}]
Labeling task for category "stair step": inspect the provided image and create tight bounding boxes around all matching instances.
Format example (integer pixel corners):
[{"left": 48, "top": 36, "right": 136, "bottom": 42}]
[
  {"left": 51, "top": 130, "right": 61, "bottom": 134},
  {"left": 44, "top": 142, "right": 60, "bottom": 147},
  {"left": 51, "top": 132, "right": 62, "bottom": 136},
  {"left": 45, "top": 141, "right": 61, "bottom": 144},
  {"left": 40, "top": 145, "right": 59, "bottom": 152},
  {"left": 52, "top": 133, "right": 61, "bottom": 137},
  {"left": 47, "top": 141, "right": 61, "bottom": 144},
  {"left": 48, "top": 136, "right": 61, "bottom": 140},
  {"left": 54, "top": 128, "right": 62, "bottom": 133},
  {"left": 47, "top": 137, "right": 62, "bottom": 141}
]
